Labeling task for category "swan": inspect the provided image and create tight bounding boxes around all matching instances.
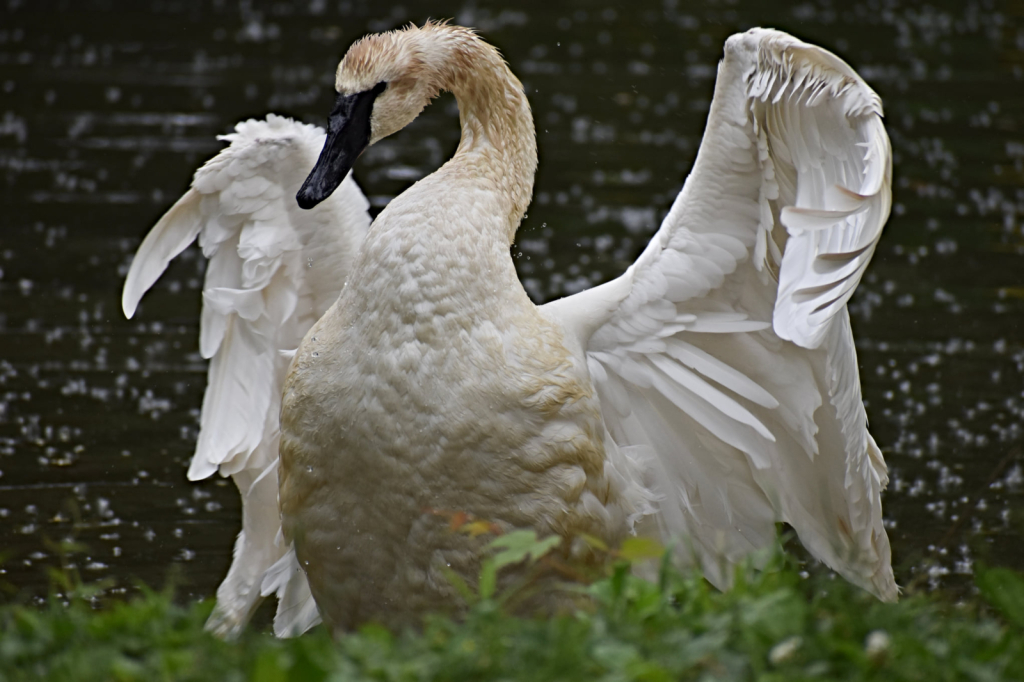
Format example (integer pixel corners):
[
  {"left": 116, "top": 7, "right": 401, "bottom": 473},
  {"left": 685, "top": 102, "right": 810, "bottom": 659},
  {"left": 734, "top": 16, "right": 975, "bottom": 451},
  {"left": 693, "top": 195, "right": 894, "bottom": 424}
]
[{"left": 123, "top": 22, "right": 896, "bottom": 636}]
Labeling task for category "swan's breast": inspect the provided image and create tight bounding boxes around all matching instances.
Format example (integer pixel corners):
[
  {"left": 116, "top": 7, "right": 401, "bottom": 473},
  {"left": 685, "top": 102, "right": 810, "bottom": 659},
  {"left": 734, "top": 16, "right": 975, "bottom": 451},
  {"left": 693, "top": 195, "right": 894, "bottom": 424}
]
[{"left": 276, "top": 209, "right": 629, "bottom": 626}]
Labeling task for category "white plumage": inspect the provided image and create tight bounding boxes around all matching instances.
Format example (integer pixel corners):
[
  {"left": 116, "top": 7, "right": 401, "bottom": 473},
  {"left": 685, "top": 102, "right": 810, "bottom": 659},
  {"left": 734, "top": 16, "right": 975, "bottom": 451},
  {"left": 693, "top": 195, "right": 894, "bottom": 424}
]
[
  {"left": 549, "top": 29, "right": 895, "bottom": 598},
  {"left": 123, "top": 115, "right": 368, "bottom": 636},
  {"left": 123, "top": 25, "right": 896, "bottom": 637}
]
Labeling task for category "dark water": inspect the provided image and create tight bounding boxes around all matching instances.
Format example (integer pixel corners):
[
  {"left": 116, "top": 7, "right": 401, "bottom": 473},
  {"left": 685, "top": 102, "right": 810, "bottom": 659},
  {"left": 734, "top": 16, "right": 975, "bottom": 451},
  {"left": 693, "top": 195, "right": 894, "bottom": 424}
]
[{"left": 1, "top": 0, "right": 1022, "bottom": 604}]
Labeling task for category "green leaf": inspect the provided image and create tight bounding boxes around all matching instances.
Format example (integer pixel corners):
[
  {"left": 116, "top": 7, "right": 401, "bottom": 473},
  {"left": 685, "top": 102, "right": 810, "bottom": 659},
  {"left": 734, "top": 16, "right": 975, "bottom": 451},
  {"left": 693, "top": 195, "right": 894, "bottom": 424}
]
[
  {"left": 252, "top": 648, "right": 287, "bottom": 682},
  {"left": 478, "top": 561, "right": 498, "bottom": 601},
  {"left": 486, "top": 531, "right": 560, "bottom": 571},
  {"left": 579, "top": 533, "right": 609, "bottom": 552},
  {"left": 527, "top": 535, "right": 561, "bottom": 561},
  {"left": 618, "top": 537, "right": 665, "bottom": 563},
  {"left": 439, "top": 566, "right": 477, "bottom": 605},
  {"left": 976, "top": 566, "right": 1024, "bottom": 628},
  {"left": 739, "top": 590, "right": 806, "bottom": 641}
]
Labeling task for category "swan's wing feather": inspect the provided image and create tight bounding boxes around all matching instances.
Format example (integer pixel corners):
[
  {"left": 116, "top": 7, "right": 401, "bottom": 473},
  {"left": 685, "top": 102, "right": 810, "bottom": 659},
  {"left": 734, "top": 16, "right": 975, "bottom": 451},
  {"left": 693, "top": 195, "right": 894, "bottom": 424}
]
[
  {"left": 121, "top": 190, "right": 203, "bottom": 319},
  {"left": 124, "top": 113, "right": 371, "bottom": 479},
  {"left": 260, "top": 542, "right": 323, "bottom": 637},
  {"left": 543, "top": 28, "right": 895, "bottom": 600},
  {"left": 122, "top": 114, "right": 370, "bottom": 636},
  {"left": 761, "top": 45, "right": 891, "bottom": 347}
]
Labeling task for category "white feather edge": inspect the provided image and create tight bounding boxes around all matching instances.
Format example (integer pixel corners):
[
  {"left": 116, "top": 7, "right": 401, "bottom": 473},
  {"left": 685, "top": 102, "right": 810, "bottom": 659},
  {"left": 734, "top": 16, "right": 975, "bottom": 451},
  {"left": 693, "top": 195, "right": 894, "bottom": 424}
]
[
  {"left": 122, "top": 189, "right": 202, "bottom": 319},
  {"left": 260, "top": 545, "right": 323, "bottom": 637}
]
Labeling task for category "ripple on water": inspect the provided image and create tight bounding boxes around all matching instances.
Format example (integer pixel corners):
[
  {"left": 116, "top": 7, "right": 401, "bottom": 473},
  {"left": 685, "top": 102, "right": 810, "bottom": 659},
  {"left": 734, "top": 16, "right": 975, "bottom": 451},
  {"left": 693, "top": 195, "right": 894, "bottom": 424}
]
[{"left": 0, "top": 0, "right": 1022, "bottom": 601}]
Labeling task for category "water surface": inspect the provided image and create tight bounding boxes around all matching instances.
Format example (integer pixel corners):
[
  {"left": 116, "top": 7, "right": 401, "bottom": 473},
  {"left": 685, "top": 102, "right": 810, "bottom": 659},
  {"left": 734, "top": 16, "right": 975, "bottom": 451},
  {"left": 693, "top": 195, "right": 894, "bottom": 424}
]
[{"left": 1, "top": 0, "right": 1022, "bottom": 603}]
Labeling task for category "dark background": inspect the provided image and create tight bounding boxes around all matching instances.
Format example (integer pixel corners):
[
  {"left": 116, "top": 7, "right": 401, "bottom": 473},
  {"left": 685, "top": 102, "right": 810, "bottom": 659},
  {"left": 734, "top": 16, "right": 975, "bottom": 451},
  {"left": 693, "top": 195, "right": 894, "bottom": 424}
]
[{"left": 1, "top": 0, "right": 1022, "bottom": 604}]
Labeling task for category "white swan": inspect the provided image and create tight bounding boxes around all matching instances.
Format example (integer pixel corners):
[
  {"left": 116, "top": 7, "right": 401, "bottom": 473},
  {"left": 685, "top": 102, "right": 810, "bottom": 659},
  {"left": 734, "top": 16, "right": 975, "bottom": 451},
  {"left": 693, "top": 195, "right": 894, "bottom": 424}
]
[{"left": 123, "top": 22, "right": 896, "bottom": 636}]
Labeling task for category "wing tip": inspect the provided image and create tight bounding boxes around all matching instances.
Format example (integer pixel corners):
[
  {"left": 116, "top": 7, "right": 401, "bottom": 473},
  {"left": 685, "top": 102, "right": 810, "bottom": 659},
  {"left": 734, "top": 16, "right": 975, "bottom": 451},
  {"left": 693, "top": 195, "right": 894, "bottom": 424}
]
[
  {"left": 726, "top": 27, "right": 883, "bottom": 119},
  {"left": 120, "top": 188, "right": 203, "bottom": 321},
  {"left": 851, "top": 547, "right": 899, "bottom": 603},
  {"left": 187, "top": 456, "right": 220, "bottom": 481},
  {"left": 121, "top": 287, "right": 140, "bottom": 320},
  {"left": 120, "top": 247, "right": 151, "bottom": 321}
]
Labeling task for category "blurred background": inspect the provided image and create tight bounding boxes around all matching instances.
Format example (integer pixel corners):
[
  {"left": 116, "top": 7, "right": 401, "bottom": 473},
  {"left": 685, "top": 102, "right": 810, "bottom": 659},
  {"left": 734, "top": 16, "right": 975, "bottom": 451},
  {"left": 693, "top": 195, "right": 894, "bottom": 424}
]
[{"left": 1, "top": 0, "right": 1021, "bottom": 605}]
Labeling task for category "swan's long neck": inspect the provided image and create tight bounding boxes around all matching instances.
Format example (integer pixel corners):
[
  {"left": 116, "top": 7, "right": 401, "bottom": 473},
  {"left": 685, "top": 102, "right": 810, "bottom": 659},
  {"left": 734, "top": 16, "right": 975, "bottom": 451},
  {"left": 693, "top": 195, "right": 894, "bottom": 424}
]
[
  {"left": 418, "top": 29, "right": 537, "bottom": 243},
  {"left": 339, "top": 27, "right": 539, "bottom": 333}
]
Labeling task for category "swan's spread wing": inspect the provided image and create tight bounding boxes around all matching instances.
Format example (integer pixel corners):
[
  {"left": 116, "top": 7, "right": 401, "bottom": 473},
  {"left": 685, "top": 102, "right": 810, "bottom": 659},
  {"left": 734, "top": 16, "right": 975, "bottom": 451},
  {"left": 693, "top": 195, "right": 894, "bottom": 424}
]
[
  {"left": 744, "top": 32, "right": 891, "bottom": 349},
  {"left": 542, "top": 29, "right": 895, "bottom": 600},
  {"left": 122, "top": 115, "right": 370, "bottom": 636}
]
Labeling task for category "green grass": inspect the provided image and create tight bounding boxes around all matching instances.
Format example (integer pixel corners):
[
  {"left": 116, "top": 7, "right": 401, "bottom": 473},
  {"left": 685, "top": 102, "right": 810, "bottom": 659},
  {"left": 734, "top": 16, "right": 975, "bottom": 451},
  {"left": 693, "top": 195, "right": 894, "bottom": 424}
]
[{"left": 2, "top": 540, "right": 1024, "bottom": 682}]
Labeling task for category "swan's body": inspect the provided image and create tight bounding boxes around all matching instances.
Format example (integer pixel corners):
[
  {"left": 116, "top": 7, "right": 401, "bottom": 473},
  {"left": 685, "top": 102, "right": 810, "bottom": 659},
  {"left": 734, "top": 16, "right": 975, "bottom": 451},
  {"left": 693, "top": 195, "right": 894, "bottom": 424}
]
[{"left": 124, "top": 23, "right": 896, "bottom": 636}]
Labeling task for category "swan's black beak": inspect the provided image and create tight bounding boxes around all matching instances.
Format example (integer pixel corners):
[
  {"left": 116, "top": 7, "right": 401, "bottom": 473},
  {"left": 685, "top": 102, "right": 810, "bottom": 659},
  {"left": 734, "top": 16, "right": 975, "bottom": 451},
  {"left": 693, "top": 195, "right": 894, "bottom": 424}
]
[{"left": 296, "top": 82, "right": 387, "bottom": 210}]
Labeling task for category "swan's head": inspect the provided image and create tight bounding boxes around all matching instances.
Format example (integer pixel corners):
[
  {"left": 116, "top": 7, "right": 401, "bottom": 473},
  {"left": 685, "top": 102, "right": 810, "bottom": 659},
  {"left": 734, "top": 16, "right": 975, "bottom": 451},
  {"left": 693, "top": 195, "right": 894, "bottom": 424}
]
[{"left": 297, "top": 23, "right": 452, "bottom": 210}]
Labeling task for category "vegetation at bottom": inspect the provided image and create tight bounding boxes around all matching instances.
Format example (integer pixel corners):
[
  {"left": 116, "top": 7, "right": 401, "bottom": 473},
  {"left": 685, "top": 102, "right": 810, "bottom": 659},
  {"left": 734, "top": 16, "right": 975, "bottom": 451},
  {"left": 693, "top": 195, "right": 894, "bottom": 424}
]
[{"left": 3, "top": 531, "right": 1024, "bottom": 682}]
